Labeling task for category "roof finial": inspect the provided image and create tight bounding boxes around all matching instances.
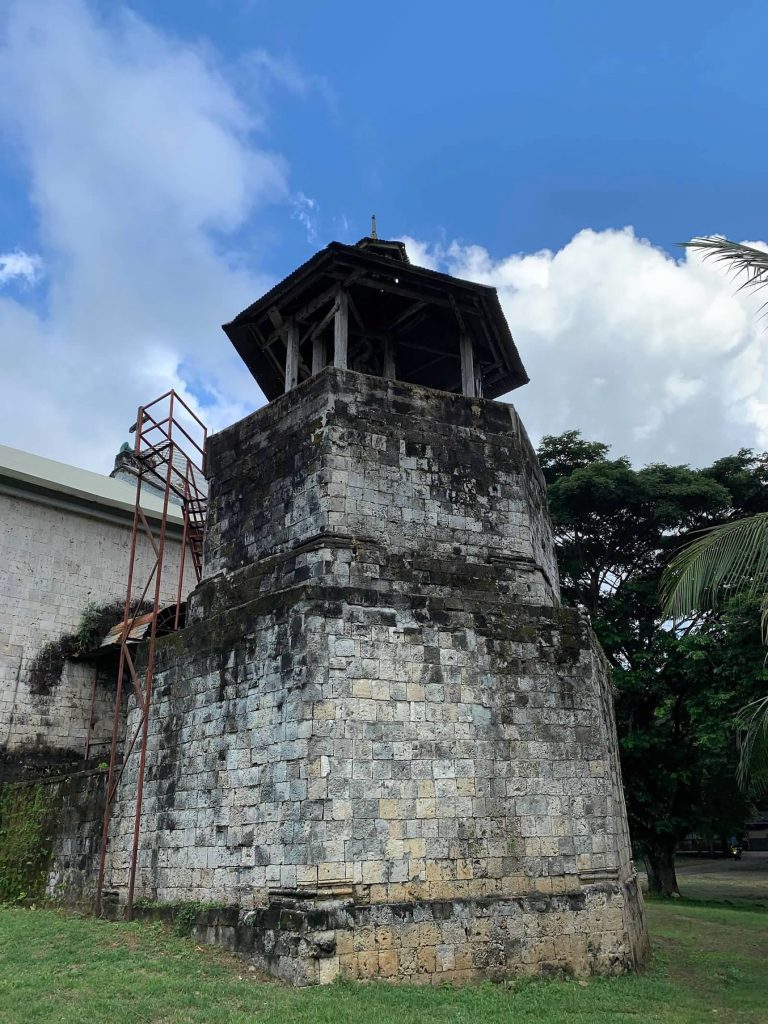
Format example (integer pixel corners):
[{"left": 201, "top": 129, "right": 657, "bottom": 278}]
[{"left": 371, "top": 213, "right": 378, "bottom": 240}]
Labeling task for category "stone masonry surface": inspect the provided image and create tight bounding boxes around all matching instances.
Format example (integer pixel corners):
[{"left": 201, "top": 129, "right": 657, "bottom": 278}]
[
  {"left": 0, "top": 492, "right": 190, "bottom": 762},
  {"left": 0, "top": 765, "right": 108, "bottom": 905},
  {"left": 104, "top": 369, "right": 648, "bottom": 983}
]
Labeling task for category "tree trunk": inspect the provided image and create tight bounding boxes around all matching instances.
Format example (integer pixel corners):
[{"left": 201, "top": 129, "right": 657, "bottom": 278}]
[{"left": 644, "top": 843, "right": 681, "bottom": 897}]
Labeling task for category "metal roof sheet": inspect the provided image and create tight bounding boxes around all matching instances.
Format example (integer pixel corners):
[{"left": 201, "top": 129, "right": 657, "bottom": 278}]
[
  {"left": 98, "top": 604, "right": 184, "bottom": 649},
  {"left": 0, "top": 444, "right": 185, "bottom": 526},
  {"left": 222, "top": 239, "right": 528, "bottom": 402}
]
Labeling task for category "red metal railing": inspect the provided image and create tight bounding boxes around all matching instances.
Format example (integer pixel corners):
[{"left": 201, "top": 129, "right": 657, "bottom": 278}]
[{"left": 94, "top": 390, "right": 207, "bottom": 919}]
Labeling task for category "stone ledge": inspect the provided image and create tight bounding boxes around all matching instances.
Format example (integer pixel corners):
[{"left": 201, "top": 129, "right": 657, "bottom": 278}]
[
  {"left": 189, "top": 540, "right": 558, "bottom": 624},
  {"left": 143, "top": 879, "right": 648, "bottom": 986}
]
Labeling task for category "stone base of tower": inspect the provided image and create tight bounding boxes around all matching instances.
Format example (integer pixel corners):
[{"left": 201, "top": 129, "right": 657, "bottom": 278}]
[
  {"left": 102, "top": 369, "right": 649, "bottom": 984},
  {"left": 221, "top": 880, "right": 648, "bottom": 985}
]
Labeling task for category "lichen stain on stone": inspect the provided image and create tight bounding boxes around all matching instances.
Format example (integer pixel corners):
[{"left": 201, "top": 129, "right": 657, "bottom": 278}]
[{"left": 88, "top": 369, "right": 649, "bottom": 983}]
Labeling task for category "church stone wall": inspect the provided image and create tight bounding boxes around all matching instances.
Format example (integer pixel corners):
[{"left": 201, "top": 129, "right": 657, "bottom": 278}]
[
  {"left": 0, "top": 491, "right": 189, "bottom": 764},
  {"left": 104, "top": 370, "right": 648, "bottom": 984},
  {"left": 0, "top": 765, "right": 107, "bottom": 905}
]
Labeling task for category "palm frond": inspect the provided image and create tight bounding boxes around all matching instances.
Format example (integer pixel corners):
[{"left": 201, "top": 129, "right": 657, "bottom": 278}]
[
  {"left": 682, "top": 236, "right": 768, "bottom": 297},
  {"left": 736, "top": 695, "right": 768, "bottom": 796},
  {"left": 661, "top": 512, "right": 768, "bottom": 621}
]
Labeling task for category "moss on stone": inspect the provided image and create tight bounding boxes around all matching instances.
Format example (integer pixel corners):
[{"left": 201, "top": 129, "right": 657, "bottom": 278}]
[{"left": 0, "top": 783, "right": 56, "bottom": 902}]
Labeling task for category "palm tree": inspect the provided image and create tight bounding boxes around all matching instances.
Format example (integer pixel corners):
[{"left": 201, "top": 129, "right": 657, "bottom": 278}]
[
  {"left": 661, "top": 235, "right": 768, "bottom": 795},
  {"left": 661, "top": 513, "right": 768, "bottom": 794},
  {"left": 684, "top": 236, "right": 768, "bottom": 296}
]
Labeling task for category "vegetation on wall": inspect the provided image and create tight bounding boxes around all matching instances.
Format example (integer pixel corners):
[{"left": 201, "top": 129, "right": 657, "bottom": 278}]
[
  {"left": 26, "top": 636, "right": 78, "bottom": 696},
  {"left": 131, "top": 898, "right": 225, "bottom": 937},
  {"left": 27, "top": 599, "right": 150, "bottom": 695},
  {"left": 0, "top": 783, "right": 55, "bottom": 902}
]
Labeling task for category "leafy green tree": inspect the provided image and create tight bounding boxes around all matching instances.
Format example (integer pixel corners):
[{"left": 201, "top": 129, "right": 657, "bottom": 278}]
[
  {"left": 539, "top": 432, "right": 768, "bottom": 895},
  {"left": 661, "top": 454, "right": 768, "bottom": 794},
  {"left": 662, "top": 512, "right": 768, "bottom": 796},
  {"left": 658, "top": 237, "right": 768, "bottom": 792}
]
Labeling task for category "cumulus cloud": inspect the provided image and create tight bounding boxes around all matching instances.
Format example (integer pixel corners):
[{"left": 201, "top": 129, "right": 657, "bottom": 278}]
[
  {"left": 0, "top": 250, "right": 43, "bottom": 285},
  {"left": 1, "top": 3, "right": 764, "bottom": 478},
  {"left": 0, "top": 0, "right": 286, "bottom": 470},
  {"left": 403, "top": 229, "right": 768, "bottom": 466}
]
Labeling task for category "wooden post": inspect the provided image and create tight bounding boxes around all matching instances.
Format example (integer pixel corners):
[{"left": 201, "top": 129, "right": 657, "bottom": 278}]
[
  {"left": 334, "top": 288, "right": 349, "bottom": 369},
  {"left": 460, "top": 332, "right": 476, "bottom": 398},
  {"left": 312, "top": 334, "right": 326, "bottom": 375},
  {"left": 284, "top": 319, "right": 299, "bottom": 392},
  {"left": 383, "top": 338, "right": 396, "bottom": 380}
]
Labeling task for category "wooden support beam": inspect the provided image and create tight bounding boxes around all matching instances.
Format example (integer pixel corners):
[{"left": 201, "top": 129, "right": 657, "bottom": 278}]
[
  {"left": 347, "top": 291, "right": 365, "bottom": 331},
  {"left": 268, "top": 306, "right": 284, "bottom": 329},
  {"left": 387, "top": 300, "right": 426, "bottom": 332},
  {"left": 333, "top": 288, "right": 349, "bottom": 369},
  {"left": 383, "top": 338, "right": 396, "bottom": 380},
  {"left": 398, "top": 338, "right": 461, "bottom": 360},
  {"left": 292, "top": 285, "right": 337, "bottom": 323},
  {"left": 460, "top": 332, "right": 476, "bottom": 398},
  {"left": 343, "top": 272, "right": 480, "bottom": 315},
  {"left": 292, "top": 271, "right": 363, "bottom": 323},
  {"left": 305, "top": 304, "right": 337, "bottom": 346},
  {"left": 312, "top": 335, "right": 326, "bottom": 375},
  {"left": 284, "top": 319, "right": 299, "bottom": 392},
  {"left": 449, "top": 293, "right": 467, "bottom": 334},
  {"left": 410, "top": 351, "right": 460, "bottom": 377},
  {"left": 250, "top": 324, "right": 284, "bottom": 378}
]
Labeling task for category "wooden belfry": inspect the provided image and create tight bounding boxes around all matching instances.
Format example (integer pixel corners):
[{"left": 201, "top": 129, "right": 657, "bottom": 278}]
[{"left": 223, "top": 235, "right": 529, "bottom": 401}]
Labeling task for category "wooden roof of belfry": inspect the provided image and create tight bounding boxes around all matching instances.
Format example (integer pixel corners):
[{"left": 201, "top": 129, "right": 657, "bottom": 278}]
[{"left": 222, "top": 237, "right": 529, "bottom": 402}]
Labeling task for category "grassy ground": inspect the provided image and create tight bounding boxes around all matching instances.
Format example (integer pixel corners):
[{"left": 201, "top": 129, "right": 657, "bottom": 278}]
[
  {"left": 0, "top": 896, "right": 766, "bottom": 1024},
  {"left": 672, "top": 851, "right": 768, "bottom": 907}
]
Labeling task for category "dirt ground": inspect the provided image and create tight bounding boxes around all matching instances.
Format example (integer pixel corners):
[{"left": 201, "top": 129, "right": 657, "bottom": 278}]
[{"left": 641, "top": 851, "right": 768, "bottom": 906}]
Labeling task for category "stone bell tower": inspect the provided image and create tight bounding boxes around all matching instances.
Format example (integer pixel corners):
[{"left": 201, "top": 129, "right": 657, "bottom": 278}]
[{"left": 107, "top": 235, "right": 648, "bottom": 984}]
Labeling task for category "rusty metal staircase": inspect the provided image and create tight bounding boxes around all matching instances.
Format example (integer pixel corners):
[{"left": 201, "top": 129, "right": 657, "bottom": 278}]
[{"left": 93, "top": 390, "right": 207, "bottom": 919}]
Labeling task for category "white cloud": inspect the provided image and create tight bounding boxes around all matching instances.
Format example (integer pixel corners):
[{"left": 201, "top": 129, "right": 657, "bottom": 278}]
[
  {"left": 0, "top": 0, "right": 286, "bottom": 470},
  {"left": 0, "top": 251, "right": 43, "bottom": 285},
  {"left": 664, "top": 373, "right": 704, "bottom": 405},
  {"left": 291, "top": 191, "right": 319, "bottom": 243},
  {"left": 1, "top": 3, "right": 765, "bottom": 478},
  {"left": 403, "top": 228, "right": 768, "bottom": 466},
  {"left": 242, "top": 48, "right": 324, "bottom": 100}
]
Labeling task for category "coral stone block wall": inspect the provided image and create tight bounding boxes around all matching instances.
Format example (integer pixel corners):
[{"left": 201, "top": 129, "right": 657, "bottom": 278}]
[
  {"left": 106, "top": 369, "right": 648, "bottom": 983},
  {"left": 0, "top": 492, "right": 190, "bottom": 764},
  {"left": 203, "top": 369, "right": 559, "bottom": 599},
  {"left": 0, "top": 765, "right": 107, "bottom": 905}
]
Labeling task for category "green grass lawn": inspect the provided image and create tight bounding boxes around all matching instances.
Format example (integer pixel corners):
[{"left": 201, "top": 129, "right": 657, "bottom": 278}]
[{"left": 0, "top": 899, "right": 766, "bottom": 1024}]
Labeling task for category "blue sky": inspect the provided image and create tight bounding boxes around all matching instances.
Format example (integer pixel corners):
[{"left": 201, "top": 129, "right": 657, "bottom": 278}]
[
  {"left": 1, "top": 0, "right": 768, "bottom": 470},
  {"left": 119, "top": 0, "right": 768, "bottom": 267}
]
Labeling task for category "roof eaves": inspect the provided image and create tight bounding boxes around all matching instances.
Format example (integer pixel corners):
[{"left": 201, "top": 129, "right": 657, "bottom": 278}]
[
  {"left": 0, "top": 445, "right": 185, "bottom": 527},
  {"left": 223, "top": 247, "right": 335, "bottom": 330}
]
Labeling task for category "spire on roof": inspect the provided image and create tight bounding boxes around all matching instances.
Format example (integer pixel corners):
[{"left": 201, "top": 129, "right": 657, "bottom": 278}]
[{"left": 354, "top": 235, "right": 409, "bottom": 263}]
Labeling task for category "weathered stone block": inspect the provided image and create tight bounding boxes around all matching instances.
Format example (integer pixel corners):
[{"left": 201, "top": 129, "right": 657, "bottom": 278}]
[{"left": 103, "top": 368, "right": 648, "bottom": 983}]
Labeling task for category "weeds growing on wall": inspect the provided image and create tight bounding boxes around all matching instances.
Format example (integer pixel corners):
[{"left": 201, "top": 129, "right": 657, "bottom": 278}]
[
  {"left": 26, "top": 637, "right": 78, "bottom": 696},
  {"left": 132, "top": 898, "right": 224, "bottom": 936},
  {"left": 0, "top": 784, "right": 55, "bottom": 902},
  {"left": 172, "top": 902, "right": 208, "bottom": 937},
  {"left": 27, "top": 600, "right": 151, "bottom": 695}
]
